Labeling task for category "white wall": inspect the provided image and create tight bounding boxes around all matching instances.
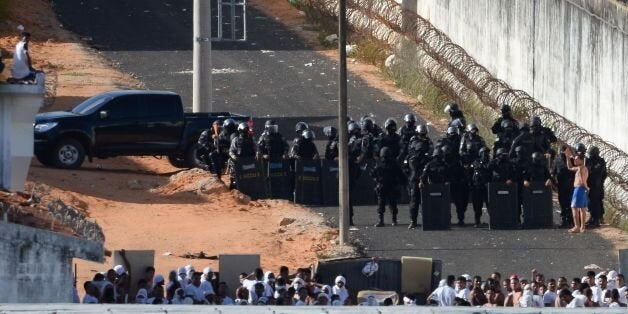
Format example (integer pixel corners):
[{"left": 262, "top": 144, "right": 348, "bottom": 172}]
[{"left": 415, "top": 0, "right": 628, "bottom": 152}]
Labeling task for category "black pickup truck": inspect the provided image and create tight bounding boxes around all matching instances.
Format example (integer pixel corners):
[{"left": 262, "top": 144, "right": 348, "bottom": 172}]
[{"left": 34, "top": 90, "right": 250, "bottom": 169}]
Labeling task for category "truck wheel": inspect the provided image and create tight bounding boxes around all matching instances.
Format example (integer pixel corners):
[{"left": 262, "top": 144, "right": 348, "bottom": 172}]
[
  {"left": 35, "top": 152, "right": 54, "bottom": 167},
  {"left": 52, "top": 138, "right": 85, "bottom": 169},
  {"left": 167, "top": 155, "right": 190, "bottom": 169},
  {"left": 185, "top": 144, "right": 210, "bottom": 170}
]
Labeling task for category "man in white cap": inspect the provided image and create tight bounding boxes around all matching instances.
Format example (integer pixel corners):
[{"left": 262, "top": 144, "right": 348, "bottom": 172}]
[
  {"left": 178, "top": 266, "right": 189, "bottom": 289},
  {"left": 200, "top": 266, "right": 216, "bottom": 297},
  {"left": 333, "top": 275, "right": 350, "bottom": 305},
  {"left": 113, "top": 265, "right": 126, "bottom": 277}
]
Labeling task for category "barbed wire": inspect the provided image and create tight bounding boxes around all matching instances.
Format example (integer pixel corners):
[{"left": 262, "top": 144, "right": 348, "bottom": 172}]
[{"left": 306, "top": 0, "right": 628, "bottom": 217}]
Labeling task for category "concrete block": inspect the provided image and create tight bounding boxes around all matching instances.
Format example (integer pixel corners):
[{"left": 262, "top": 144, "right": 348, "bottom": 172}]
[
  {"left": 0, "top": 73, "right": 45, "bottom": 191},
  {"left": 112, "top": 250, "right": 154, "bottom": 299}
]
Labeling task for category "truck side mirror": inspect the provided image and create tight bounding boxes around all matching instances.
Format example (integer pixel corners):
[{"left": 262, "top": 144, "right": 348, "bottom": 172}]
[{"left": 99, "top": 111, "right": 108, "bottom": 120}]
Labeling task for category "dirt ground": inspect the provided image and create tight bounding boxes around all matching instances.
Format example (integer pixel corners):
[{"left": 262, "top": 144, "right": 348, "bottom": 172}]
[{"left": 1, "top": 0, "right": 345, "bottom": 295}]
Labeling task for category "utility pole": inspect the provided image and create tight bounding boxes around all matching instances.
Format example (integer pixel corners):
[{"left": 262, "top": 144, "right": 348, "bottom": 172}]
[
  {"left": 193, "top": 0, "right": 212, "bottom": 112},
  {"left": 338, "top": 0, "right": 349, "bottom": 245}
]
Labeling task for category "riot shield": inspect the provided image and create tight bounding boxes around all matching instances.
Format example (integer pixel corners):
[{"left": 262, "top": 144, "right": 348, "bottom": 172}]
[
  {"left": 294, "top": 159, "right": 322, "bottom": 205},
  {"left": 522, "top": 182, "right": 553, "bottom": 229},
  {"left": 352, "top": 159, "right": 378, "bottom": 205},
  {"left": 421, "top": 184, "right": 451, "bottom": 231},
  {"left": 234, "top": 157, "right": 266, "bottom": 200},
  {"left": 488, "top": 182, "right": 519, "bottom": 230},
  {"left": 321, "top": 159, "right": 339, "bottom": 206},
  {"left": 263, "top": 158, "right": 291, "bottom": 200}
]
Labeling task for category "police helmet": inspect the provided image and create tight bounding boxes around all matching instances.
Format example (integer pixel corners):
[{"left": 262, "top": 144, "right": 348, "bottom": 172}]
[
  {"left": 531, "top": 116, "right": 542, "bottom": 127},
  {"left": 496, "top": 148, "right": 508, "bottom": 157},
  {"left": 416, "top": 124, "right": 429, "bottom": 135},
  {"left": 302, "top": 129, "right": 315, "bottom": 140},
  {"left": 501, "top": 119, "right": 514, "bottom": 130},
  {"left": 265, "top": 120, "right": 276, "bottom": 128},
  {"left": 404, "top": 113, "right": 417, "bottom": 123},
  {"left": 587, "top": 146, "right": 600, "bottom": 158},
  {"left": 575, "top": 143, "right": 586, "bottom": 154},
  {"left": 361, "top": 117, "right": 375, "bottom": 131},
  {"left": 295, "top": 122, "right": 309, "bottom": 133},
  {"left": 447, "top": 126, "right": 458, "bottom": 136},
  {"left": 501, "top": 104, "right": 511, "bottom": 115},
  {"left": 384, "top": 118, "right": 397, "bottom": 131},
  {"left": 265, "top": 120, "right": 278, "bottom": 134},
  {"left": 237, "top": 122, "right": 249, "bottom": 134},
  {"left": 323, "top": 126, "right": 337, "bottom": 138},
  {"left": 444, "top": 103, "right": 459, "bottom": 113},
  {"left": 223, "top": 118, "right": 237, "bottom": 129},
  {"left": 532, "top": 152, "right": 544, "bottom": 163},
  {"left": 467, "top": 123, "right": 479, "bottom": 133},
  {"left": 348, "top": 122, "right": 361, "bottom": 134},
  {"left": 380, "top": 147, "right": 392, "bottom": 159},
  {"left": 479, "top": 146, "right": 490, "bottom": 156}
]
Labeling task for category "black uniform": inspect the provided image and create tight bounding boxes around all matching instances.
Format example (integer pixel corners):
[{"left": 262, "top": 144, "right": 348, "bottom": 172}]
[
  {"left": 438, "top": 133, "right": 461, "bottom": 157},
  {"left": 398, "top": 125, "right": 418, "bottom": 161},
  {"left": 216, "top": 128, "right": 237, "bottom": 173},
  {"left": 445, "top": 151, "right": 468, "bottom": 226},
  {"left": 347, "top": 131, "right": 364, "bottom": 225},
  {"left": 290, "top": 138, "right": 318, "bottom": 159},
  {"left": 371, "top": 149, "right": 407, "bottom": 226},
  {"left": 257, "top": 132, "right": 288, "bottom": 160},
  {"left": 489, "top": 156, "right": 516, "bottom": 183},
  {"left": 228, "top": 133, "right": 257, "bottom": 189},
  {"left": 407, "top": 135, "right": 433, "bottom": 227},
  {"left": 509, "top": 130, "right": 534, "bottom": 159},
  {"left": 493, "top": 128, "right": 517, "bottom": 157},
  {"left": 198, "top": 129, "right": 219, "bottom": 173},
  {"left": 460, "top": 132, "right": 486, "bottom": 165},
  {"left": 529, "top": 128, "right": 551, "bottom": 154},
  {"left": 325, "top": 136, "right": 339, "bottom": 161},
  {"left": 586, "top": 155, "right": 607, "bottom": 226},
  {"left": 420, "top": 152, "right": 451, "bottom": 228},
  {"left": 378, "top": 131, "right": 402, "bottom": 160},
  {"left": 526, "top": 159, "right": 551, "bottom": 182},
  {"left": 491, "top": 116, "right": 520, "bottom": 136},
  {"left": 551, "top": 152, "right": 575, "bottom": 227},
  {"left": 470, "top": 154, "right": 492, "bottom": 226}
]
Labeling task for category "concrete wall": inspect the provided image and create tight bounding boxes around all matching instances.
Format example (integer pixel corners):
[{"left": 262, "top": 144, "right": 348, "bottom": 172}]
[
  {"left": 0, "top": 222, "right": 103, "bottom": 303},
  {"left": 414, "top": 0, "right": 628, "bottom": 152}
]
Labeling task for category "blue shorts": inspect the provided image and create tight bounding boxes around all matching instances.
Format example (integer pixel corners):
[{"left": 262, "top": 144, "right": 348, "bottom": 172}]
[{"left": 571, "top": 186, "right": 588, "bottom": 208}]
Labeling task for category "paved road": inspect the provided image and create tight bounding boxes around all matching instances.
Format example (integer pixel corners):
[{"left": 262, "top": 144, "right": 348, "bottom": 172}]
[{"left": 53, "top": 0, "right": 622, "bottom": 280}]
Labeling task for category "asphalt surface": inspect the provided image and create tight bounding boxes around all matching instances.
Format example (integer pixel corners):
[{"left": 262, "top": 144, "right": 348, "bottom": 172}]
[{"left": 52, "top": 0, "right": 621, "bottom": 280}]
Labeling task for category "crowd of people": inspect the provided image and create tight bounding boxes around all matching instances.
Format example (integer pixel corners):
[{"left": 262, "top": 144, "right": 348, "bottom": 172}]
[
  {"left": 427, "top": 270, "right": 627, "bottom": 308},
  {"left": 78, "top": 263, "right": 627, "bottom": 308},
  {"left": 79, "top": 264, "right": 354, "bottom": 306},
  {"left": 199, "top": 103, "right": 608, "bottom": 231}
]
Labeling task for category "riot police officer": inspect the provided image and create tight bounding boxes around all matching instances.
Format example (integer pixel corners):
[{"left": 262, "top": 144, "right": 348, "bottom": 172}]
[
  {"left": 460, "top": 123, "right": 486, "bottom": 165},
  {"left": 489, "top": 148, "right": 516, "bottom": 184},
  {"left": 198, "top": 121, "right": 219, "bottom": 175},
  {"left": 509, "top": 123, "right": 534, "bottom": 159},
  {"left": 420, "top": 148, "right": 451, "bottom": 228},
  {"left": 378, "top": 118, "right": 402, "bottom": 158},
  {"left": 443, "top": 144, "right": 468, "bottom": 226},
  {"left": 470, "top": 147, "right": 492, "bottom": 227},
  {"left": 398, "top": 114, "right": 419, "bottom": 156},
  {"left": 228, "top": 123, "right": 257, "bottom": 189},
  {"left": 371, "top": 147, "right": 407, "bottom": 227},
  {"left": 291, "top": 129, "right": 319, "bottom": 160},
  {"left": 438, "top": 127, "right": 461, "bottom": 156},
  {"left": 493, "top": 119, "right": 517, "bottom": 157},
  {"left": 586, "top": 145, "right": 607, "bottom": 228},
  {"left": 491, "top": 104, "right": 520, "bottom": 136},
  {"left": 257, "top": 120, "right": 288, "bottom": 160},
  {"left": 551, "top": 145, "right": 575, "bottom": 228},
  {"left": 216, "top": 118, "right": 238, "bottom": 174},
  {"left": 406, "top": 124, "right": 433, "bottom": 229},
  {"left": 529, "top": 116, "right": 551, "bottom": 154},
  {"left": 289, "top": 122, "right": 310, "bottom": 158},
  {"left": 359, "top": 117, "right": 379, "bottom": 161},
  {"left": 444, "top": 103, "right": 466, "bottom": 128},
  {"left": 323, "top": 126, "right": 338, "bottom": 161},
  {"left": 347, "top": 122, "right": 364, "bottom": 226}
]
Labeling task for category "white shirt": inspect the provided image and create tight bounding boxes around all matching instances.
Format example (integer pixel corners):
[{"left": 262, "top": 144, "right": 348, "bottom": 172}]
[
  {"left": 543, "top": 290, "right": 557, "bottom": 305},
  {"left": 618, "top": 285, "right": 627, "bottom": 303},
  {"left": 333, "top": 285, "right": 349, "bottom": 304},
  {"left": 436, "top": 286, "right": 456, "bottom": 306},
  {"left": 11, "top": 40, "right": 30, "bottom": 79},
  {"left": 455, "top": 287, "right": 470, "bottom": 301},
  {"left": 220, "top": 296, "right": 234, "bottom": 305},
  {"left": 184, "top": 284, "right": 205, "bottom": 302},
  {"left": 243, "top": 279, "right": 272, "bottom": 297},
  {"left": 567, "top": 295, "right": 586, "bottom": 308},
  {"left": 199, "top": 280, "right": 215, "bottom": 296}
]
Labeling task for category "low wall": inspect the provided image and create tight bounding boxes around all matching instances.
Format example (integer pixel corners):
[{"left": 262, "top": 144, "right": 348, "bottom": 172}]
[{"left": 0, "top": 222, "right": 103, "bottom": 303}]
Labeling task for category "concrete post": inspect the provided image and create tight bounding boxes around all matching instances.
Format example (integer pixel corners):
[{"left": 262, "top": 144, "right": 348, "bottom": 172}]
[
  {"left": 193, "top": 0, "right": 212, "bottom": 112},
  {"left": 338, "top": 0, "right": 349, "bottom": 245},
  {"left": 0, "top": 73, "right": 45, "bottom": 192}
]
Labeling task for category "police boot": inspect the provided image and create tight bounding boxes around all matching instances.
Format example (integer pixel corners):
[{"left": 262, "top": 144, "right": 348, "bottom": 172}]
[
  {"left": 391, "top": 214, "right": 398, "bottom": 227},
  {"left": 375, "top": 214, "right": 385, "bottom": 227},
  {"left": 408, "top": 220, "right": 417, "bottom": 229}
]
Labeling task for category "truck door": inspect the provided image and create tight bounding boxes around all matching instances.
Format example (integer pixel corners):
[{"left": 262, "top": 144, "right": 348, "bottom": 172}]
[
  {"left": 93, "top": 95, "right": 143, "bottom": 155},
  {"left": 140, "top": 94, "right": 185, "bottom": 153}
]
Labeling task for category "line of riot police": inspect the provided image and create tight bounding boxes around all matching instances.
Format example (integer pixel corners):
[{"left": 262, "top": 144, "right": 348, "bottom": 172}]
[{"left": 197, "top": 104, "right": 607, "bottom": 230}]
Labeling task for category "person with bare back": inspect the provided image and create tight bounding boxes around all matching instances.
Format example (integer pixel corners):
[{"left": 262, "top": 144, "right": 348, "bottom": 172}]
[{"left": 565, "top": 146, "right": 589, "bottom": 233}]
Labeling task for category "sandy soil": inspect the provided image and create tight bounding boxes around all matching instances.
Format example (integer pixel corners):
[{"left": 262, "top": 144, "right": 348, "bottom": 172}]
[{"left": 1, "top": 0, "right": 341, "bottom": 295}]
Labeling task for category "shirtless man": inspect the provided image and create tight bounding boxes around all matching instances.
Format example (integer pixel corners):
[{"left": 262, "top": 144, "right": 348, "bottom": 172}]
[
  {"left": 505, "top": 275, "right": 523, "bottom": 307},
  {"left": 565, "top": 147, "right": 590, "bottom": 233}
]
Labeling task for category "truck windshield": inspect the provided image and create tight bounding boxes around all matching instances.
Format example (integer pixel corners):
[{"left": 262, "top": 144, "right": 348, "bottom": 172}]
[{"left": 71, "top": 95, "right": 112, "bottom": 114}]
